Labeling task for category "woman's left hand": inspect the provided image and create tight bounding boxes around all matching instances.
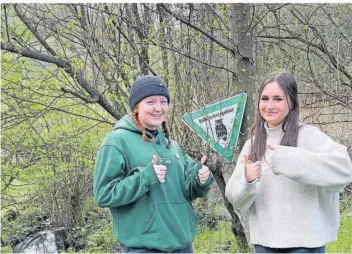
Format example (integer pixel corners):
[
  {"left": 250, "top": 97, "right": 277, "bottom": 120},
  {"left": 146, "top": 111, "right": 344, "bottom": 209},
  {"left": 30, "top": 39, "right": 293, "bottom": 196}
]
[{"left": 198, "top": 155, "right": 210, "bottom": 184}]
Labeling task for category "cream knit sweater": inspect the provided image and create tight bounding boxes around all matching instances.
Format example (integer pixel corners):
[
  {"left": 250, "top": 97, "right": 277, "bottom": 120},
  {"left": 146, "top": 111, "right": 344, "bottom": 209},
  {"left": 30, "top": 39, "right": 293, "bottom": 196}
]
[{"left": 225, "top": 123, "right": 352, "bottom": 248}]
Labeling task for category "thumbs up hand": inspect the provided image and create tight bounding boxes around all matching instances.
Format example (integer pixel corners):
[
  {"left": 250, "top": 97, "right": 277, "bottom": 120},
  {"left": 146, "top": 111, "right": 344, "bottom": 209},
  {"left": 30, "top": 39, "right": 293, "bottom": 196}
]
[
  {"left": 198, "top": 155, "right": 210, "bottom": 185},
  {"left": 151, "top": 155, "right": 167, "bottom": 183},
  {"left": 243, "top": 155, "right": 261, "bottom": 183}
]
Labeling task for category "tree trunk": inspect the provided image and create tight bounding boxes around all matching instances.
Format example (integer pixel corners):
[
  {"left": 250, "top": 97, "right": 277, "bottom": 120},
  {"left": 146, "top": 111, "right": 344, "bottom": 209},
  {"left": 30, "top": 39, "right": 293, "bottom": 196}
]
[
  {"left": 132, "top": 3, "right": 150, "bottom": 75},
  {"left": 229, "top": 3, "right": 255, "bottom": 250}
]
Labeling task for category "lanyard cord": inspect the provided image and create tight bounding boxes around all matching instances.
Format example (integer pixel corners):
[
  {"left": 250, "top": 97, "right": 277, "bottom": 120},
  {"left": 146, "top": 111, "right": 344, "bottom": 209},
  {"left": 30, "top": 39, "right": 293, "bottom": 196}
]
[{"left": 152, "top": 133, "right": 166, "bottom": 166}]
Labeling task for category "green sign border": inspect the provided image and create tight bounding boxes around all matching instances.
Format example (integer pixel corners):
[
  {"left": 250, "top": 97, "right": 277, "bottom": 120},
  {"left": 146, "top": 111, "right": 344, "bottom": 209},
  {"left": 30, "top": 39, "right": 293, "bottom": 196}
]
[{"left": 182, "top": 93, "right": 247, "bottom": 162}]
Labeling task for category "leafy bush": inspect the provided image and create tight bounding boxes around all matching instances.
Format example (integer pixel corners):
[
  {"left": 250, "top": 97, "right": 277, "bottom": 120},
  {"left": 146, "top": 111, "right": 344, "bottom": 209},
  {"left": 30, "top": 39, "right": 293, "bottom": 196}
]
[
  {"left": 60, "top": 199, "right": 120, "bottom": 253},
  {"left": 193, "top": 197, "right": 230, "bottom": 230},
  {"left": 1, "top": 207, "right": 48, "bottom": 251}
]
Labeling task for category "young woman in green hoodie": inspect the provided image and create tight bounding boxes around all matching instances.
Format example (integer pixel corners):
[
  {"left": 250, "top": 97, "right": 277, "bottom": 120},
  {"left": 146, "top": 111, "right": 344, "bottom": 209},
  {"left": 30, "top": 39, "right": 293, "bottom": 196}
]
[{"left": 94, "top": 75, "right": 214, "bottom": 253}]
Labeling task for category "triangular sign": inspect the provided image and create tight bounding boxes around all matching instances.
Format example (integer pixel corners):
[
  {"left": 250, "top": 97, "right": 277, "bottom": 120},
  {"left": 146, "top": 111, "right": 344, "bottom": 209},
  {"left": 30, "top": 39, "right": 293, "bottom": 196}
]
[{"left": 182, "top": 93, "right": 247, "bottom": 162}]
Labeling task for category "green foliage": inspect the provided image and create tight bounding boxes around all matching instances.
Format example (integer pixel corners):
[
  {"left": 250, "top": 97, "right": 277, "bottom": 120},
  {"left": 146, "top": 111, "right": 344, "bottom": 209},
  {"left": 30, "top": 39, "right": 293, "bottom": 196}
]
[
  {"left": 339, "top": 193, "right": 351, "bottom": 214},
  {"left": 326, "top": 195, "right": 352, "bottom": 253},
  {"left": 71, "top": 57, "right": 85, "bottom": 71},
  {"left": 60, "top": 199, "right": 119, "bottom": 253},
  {"left": 194, "top": 205, "right": 352, "bottom": 254},
  {"left": 194, "top": 222, "right": 249, "bottom": 253},
  {"left": 326, "top": 211, "right": 352, "bottom": 253},
  {"left": 0, "top": 246, "right": 12, "bottom": 254},
  {"left": 1, "top": 38, "right": 114, "bottom": 251},
  {"left": 2, "top": 207, "right": 40, "bottom": 238},
  {"left": 2, "top": 3, "right": 352, "bottom": 254},
  {"left": 193, "top": 199, "right": 229, "bottom": 231},
  {"left": 1, "top": 206, "right": 47, "bottom": 252}
]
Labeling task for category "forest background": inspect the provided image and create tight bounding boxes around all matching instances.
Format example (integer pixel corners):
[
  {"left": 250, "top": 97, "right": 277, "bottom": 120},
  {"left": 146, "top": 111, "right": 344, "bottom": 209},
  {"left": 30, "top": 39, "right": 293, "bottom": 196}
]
[{"left": 1, "top": 3, "right": 351, "bottom": 253}]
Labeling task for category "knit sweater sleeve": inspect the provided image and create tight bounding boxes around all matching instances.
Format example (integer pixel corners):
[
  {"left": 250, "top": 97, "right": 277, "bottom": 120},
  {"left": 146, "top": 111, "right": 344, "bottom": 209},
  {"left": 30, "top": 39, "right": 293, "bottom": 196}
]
[
  {"left": 225, "top": 140, "right": 257, "bottom": 210},
  {"left": 271, "top": 125, "right": 352, "bottom": 192}
]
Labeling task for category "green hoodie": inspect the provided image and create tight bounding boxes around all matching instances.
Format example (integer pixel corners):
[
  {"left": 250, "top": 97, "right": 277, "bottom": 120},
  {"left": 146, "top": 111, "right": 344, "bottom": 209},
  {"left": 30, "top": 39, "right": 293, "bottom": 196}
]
[{"left": 94, "top": 115, "right": 213, "bottom": 252}]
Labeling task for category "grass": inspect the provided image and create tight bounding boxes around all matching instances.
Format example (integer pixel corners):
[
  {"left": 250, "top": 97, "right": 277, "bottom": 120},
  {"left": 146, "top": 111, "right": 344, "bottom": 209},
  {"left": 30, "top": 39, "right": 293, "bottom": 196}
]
[
  {"left": 193, "top": 221, "right": 250, "bottom": 253},
  {"left": 2, "top": 200, "right": 351, "bottom": 253},
  {"left": 194, "top": 211, "right": 352, "bottom": 253},
  {"left": 326, "top": 210, "right": 352, "bottom": 253}
]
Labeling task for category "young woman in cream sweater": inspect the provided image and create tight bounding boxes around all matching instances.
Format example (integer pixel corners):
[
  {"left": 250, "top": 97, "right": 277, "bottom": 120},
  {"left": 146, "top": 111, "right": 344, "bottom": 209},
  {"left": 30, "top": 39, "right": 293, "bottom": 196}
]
[{"left": 225, "top": 72, "right": 352, "bottom": 253}]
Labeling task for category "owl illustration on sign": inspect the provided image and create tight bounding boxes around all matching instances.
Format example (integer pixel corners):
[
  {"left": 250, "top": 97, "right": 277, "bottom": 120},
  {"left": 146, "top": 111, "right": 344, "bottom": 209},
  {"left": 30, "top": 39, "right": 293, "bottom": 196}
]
[{"left": 215, "top": 119, "right": 227, "bottom": 141}]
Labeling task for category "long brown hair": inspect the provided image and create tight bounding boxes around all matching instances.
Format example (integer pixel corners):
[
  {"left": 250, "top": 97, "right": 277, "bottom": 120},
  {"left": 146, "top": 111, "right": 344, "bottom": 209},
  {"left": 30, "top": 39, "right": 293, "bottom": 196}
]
[
  {"left": 249, "top": 71, "right": 299, "bottom": 162},
  {"left": 132, "top": 107, "right": 171, "bottom": 148}
]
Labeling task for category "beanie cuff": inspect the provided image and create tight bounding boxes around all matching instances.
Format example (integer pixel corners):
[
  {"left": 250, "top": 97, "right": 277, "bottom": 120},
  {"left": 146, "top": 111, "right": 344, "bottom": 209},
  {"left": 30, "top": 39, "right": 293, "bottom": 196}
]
[{"left": 128, "top": 82, "right": 170, "bottom": 110}]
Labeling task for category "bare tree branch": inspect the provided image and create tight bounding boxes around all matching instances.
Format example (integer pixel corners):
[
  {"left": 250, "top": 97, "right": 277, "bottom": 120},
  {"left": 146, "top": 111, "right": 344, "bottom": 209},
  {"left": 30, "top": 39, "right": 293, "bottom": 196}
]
[
  {"left": 1, "top": 41, "right": 123, "bottom": 120},
  {"left": 1, "top": 42, "right": 66, "bottom": 67},
  {"left": 290, "top": 8, "right": 352, "bottom": 84},
  {"left": 14, "top": 4, "right": 58, "bottom": 57},
  {"left": 61, "top": 87, "right": 98, "bottom": 103},
  {"left": 160, "top": 3, "right": 237, "bottom": 56}
]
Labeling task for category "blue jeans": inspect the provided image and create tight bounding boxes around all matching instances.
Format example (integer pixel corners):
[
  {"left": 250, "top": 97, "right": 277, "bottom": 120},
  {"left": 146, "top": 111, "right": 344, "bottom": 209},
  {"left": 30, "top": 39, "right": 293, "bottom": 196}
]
[
  {"left": 254, "top": 244, "right": 325, "bottom": 253},
  {"left": 120, "top": 243, "right": 194, "bottom": 253}
]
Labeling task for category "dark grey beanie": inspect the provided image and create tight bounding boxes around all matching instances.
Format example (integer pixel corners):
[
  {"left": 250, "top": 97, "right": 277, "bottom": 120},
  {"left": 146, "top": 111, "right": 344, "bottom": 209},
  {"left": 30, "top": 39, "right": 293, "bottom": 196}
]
[{"left": 128, "top": 75, "right": 170, "bottom": 110}]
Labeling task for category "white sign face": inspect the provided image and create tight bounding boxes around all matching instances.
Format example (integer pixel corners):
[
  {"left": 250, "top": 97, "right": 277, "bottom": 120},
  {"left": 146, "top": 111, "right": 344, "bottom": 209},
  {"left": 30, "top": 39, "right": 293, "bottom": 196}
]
[{"left": 194, "top": 104, "right": 238, "bottom": 149}]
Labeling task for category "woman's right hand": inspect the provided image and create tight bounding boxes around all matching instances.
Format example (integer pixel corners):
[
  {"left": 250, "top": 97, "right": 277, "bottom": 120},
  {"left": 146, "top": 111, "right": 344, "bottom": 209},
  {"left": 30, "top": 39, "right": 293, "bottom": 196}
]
[
  {"left": 151, "top": 155, "right": 167, "bottom": 183},
  {"left": 243, "top": 155, "right": 261, "bottom": 183}
]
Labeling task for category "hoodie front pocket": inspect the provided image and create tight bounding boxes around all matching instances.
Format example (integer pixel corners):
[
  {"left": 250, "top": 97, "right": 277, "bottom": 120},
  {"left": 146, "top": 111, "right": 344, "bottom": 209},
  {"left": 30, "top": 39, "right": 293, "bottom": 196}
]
[{"left": 140, "top": 202, "right": 197, "bottom": 251}]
